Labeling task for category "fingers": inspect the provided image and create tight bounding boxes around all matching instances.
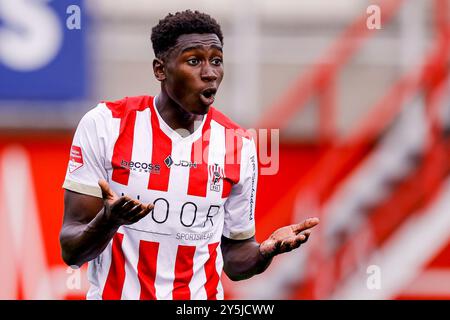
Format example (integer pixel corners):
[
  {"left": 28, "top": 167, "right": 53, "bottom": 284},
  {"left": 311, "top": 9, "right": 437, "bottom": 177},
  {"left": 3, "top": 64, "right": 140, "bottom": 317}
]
[
  {"left": 98, "top": 182, "right": 154, "bottom": 226},
  {"left": 121, "top": 198, "right": 139, "bottom": 212},
  {"left": 278, "top": 230, "right": 313, "bottom": 253},
  {"left": 292, "top": 217, "right": 320, "bottom": 234},
  {"left": 129, "top": 204, "right": 154, "bottom": 224},
  {"left": 112, "top": 196, "right": 141, "bottom": 212},
  {"left": 125, "top": 201, "right": 153, "bottom": 221},
  {"left": 279, "top": 237, "right": 301, "bottom": 253},
  {"left": 108, "top": 194, "right": 153, "bottom": 225},
  {"left": 301, "top": 230, "right": 312, "bottom": 242},
  {"left": 125, "top": 202, "right": 148, "bottom": 219},
  {"left": 98, "top": 179, "right": 116, "bottom": 200},
  {"left": 111, "top": 196, "right": 131, "bottom": 209}
]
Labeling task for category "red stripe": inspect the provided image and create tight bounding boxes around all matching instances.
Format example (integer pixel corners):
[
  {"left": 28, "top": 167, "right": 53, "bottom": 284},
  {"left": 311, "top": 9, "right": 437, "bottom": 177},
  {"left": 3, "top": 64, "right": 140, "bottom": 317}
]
[
  {"left": 204, "top": 242, "right": 220, "bottom": 300},
  {"left": 172, "top": 245, "right": 196, "bottom": 300},
  {"left": 148, "top": 104, "right": 172, "bottom": 191},
  {"left": 187, "top": 111, "right": 213, "bottom": 197},
  {"left": 107, "top": 96, "right": 152, "bottom": 186},
  {"left": 102, "top": 233, "right": 126, "bottom": 300},
  {"left": 111, "top": 111, "right": 137, "bottom": 185},
  {"left": 222, "top": 129, "right": 243, "bottom": 198},
  {"left": 137, "top": 240, "right": 159, "bottom": 300}
]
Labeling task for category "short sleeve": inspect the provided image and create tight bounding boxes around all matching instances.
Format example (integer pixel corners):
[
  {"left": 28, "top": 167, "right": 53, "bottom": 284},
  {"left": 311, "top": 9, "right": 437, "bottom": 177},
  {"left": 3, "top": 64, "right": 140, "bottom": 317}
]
[
  {"left": 62, "top": 106, "right": 109, "bottom": 198},
  {"left": 222, "top": 137, "right": 258, "bottom": 240}
]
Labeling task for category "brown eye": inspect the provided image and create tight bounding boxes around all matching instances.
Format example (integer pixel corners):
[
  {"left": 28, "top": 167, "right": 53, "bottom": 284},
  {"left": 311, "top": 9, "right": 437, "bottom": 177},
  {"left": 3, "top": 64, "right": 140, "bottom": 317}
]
[
  {"left": 187, "top": 58, "right": 199, "bottom": 66},
  {"left": 211, "top": 58, "right": 222, "bottom": 66}
]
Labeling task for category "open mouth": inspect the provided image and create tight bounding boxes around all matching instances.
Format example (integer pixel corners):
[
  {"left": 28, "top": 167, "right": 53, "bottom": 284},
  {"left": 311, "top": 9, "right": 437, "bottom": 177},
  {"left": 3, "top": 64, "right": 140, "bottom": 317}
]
[{"left": 200, "top": 88, "right": 217, "bottom": 105}]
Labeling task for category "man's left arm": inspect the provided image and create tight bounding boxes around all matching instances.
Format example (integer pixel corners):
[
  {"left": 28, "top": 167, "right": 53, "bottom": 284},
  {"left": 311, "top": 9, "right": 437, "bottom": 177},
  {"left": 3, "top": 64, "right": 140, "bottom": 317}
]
[{"left": 221, "top": 217, "right": 319, "bottom": 281}]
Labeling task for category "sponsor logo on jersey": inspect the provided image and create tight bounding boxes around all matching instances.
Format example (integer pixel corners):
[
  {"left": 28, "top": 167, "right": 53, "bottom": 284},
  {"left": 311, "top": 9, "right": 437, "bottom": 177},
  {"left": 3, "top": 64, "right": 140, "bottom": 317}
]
[
  {"left": 69, "top": 145, "right": 83, "bottom": 173},
  {"left": 120, "top": 159, "right": 160, "bottom": 173},
  {"left": 209, "top": 163, "right": 224, "bottom": 192},
  {"left": 164, "top": 155, "right": 197, "bottom": 168}
]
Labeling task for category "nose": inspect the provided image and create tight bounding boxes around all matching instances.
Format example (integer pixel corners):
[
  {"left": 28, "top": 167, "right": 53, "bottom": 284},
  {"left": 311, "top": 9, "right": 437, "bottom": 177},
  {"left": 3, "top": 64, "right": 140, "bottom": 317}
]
[{"left": 200, "top": 63, "right": 218, "bottom": 82}]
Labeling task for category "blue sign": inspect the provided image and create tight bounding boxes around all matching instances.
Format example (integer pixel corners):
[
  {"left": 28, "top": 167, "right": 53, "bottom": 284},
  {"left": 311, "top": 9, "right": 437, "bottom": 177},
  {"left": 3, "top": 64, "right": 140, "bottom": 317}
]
[{"left": 0, "top": 0, "right": 87, "bottom": 100}]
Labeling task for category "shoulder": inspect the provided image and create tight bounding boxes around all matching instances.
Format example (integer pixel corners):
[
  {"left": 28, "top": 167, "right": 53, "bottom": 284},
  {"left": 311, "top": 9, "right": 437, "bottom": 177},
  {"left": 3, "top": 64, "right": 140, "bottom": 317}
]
[
  {"left": 76, "top": 96, "right": 153, "bottom": 134},
  {"left": 210, "top": 107, "right": 252, "bottom": 140},
  {"left": 100, "top": 95, "right": 154, "bottom": 118}
]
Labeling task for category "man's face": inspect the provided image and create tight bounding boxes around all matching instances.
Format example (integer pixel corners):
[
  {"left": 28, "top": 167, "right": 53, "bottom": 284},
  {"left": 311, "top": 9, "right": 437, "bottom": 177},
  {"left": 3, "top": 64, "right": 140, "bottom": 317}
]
[{"left": 159, "top": 33, "right": 224, "bottom": 115}]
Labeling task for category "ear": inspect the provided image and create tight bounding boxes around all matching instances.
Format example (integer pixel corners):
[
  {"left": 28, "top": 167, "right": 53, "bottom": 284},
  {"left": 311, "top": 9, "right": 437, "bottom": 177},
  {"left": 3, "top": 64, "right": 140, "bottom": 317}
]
[{"left": 153, "top": 58, "right": 166, "bottom": 81}]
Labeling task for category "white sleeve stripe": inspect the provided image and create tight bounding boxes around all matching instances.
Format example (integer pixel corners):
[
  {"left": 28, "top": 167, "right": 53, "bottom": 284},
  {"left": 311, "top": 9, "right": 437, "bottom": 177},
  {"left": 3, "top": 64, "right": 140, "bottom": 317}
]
[
  {"left": 228, "top": 227, "right": 255, "bottom": 240},
  {"left": 63, "top": 179, "right": 102, "bottom": 198}
]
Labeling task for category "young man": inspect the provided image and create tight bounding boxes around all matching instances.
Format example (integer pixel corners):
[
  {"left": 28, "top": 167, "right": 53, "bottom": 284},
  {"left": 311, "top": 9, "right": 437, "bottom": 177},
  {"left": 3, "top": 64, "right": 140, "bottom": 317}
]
[{"left": 60, "top": 10, "right": 319, "bottom": 300}]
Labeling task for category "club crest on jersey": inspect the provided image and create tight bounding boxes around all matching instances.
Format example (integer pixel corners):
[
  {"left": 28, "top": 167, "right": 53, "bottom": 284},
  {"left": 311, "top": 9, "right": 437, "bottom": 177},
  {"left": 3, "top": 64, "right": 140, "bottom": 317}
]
[
  {"left": 69, "top": 145, "right": 84, "bottom": 173},
  {"left": 209, "top": 163, "right": 224, "bottom": 192}
]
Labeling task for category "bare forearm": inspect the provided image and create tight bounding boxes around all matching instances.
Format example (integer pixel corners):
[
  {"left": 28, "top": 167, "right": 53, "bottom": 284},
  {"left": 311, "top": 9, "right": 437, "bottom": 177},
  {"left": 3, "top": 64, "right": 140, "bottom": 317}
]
[
  {"left": 221, "top": 237, "right": 273, "bottom": 281},
  {"left": 60, "top": 208, "right": 119, "bottom": 267}
]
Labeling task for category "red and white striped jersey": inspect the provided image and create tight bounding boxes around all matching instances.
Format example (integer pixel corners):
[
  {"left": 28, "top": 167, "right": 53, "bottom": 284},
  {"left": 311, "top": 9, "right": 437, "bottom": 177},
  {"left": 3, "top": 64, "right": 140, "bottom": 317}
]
[{"left": 62, "top": 96, "right": 258, "bottom": 300}]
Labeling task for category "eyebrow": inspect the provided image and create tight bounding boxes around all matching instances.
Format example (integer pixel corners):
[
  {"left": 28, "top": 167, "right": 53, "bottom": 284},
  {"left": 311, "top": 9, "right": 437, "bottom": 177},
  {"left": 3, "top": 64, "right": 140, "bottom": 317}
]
[{"left": 180, "top": 44, "right": 223, "bottom": 54}]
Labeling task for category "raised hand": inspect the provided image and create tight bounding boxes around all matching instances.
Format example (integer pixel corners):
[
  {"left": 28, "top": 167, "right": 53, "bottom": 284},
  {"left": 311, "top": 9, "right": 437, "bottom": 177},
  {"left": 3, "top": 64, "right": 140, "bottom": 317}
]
[
  {"left": 259, "top": 217, "right": 319, "bottom": 259},
  {"left": 98, "top": 179, "right": 154, "bottom": 227}
]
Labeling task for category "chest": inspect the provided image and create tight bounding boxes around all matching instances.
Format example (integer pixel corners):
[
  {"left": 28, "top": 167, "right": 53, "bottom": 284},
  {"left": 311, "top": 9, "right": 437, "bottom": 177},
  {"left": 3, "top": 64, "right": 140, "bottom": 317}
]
[{"left": 105, "top": 136, "right": 231, "bottom": 235}]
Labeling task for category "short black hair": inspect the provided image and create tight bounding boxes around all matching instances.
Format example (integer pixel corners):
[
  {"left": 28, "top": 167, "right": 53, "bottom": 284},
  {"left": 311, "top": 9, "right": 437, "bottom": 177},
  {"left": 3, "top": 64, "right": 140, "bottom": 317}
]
[{"left": 151, "top": 10, "right": 223, "bottom": 58}]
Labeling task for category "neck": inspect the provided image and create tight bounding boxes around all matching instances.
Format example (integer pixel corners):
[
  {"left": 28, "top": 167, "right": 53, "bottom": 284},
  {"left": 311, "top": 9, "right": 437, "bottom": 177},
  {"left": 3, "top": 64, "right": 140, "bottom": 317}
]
[{"left": 155, "top": 90, "right": 204, "bottom": 136}]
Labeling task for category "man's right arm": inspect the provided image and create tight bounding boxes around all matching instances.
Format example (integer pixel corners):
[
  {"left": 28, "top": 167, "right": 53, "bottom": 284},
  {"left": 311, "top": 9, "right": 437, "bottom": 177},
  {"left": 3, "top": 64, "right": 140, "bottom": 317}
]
[
  {"left": 60, "top": 190, "right": 117, "bottom": 267},
  {"left": 59, "top": 180, "right": 152, "bottom": 267}
]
